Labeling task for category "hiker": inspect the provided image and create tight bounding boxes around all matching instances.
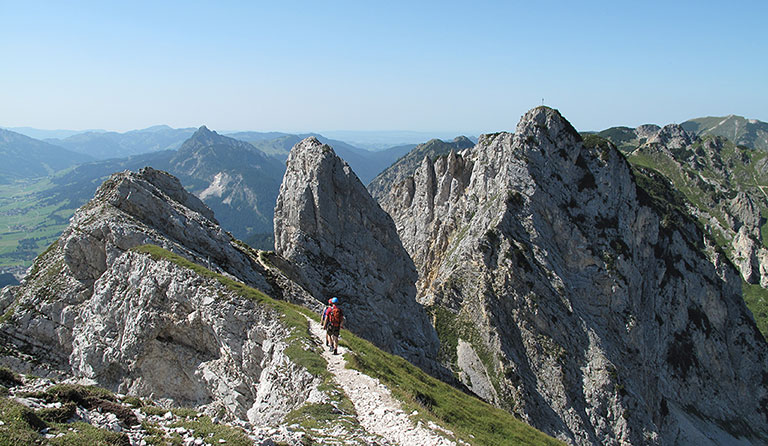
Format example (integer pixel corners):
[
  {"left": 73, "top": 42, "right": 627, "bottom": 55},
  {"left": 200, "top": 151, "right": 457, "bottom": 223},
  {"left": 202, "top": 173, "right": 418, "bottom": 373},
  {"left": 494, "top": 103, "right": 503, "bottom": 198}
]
[
  {"left": 320, "top": 298, "right": 333, "bottom": 347},
  {"left": 327, "top": 297, "right": 343, "bottom": 355}
]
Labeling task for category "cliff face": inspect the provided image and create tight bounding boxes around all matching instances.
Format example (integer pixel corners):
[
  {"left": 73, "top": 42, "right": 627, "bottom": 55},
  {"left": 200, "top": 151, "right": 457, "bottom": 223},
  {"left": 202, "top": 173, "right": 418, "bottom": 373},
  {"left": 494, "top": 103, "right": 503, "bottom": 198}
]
[
  {"left": 0, "top": 167, "right": 318, "bottom": 424},
  {"left": 367, "top": 136, "right": 475, "bottom": 202},
  {"left": 273, "top": 136, "right": 442, "bottom": 373},
  {"left": 380, "top": 107, "right": 768, "bottom": 445},
  {"left": 600, "top": 123, "right": 768, "bottom": 291}
]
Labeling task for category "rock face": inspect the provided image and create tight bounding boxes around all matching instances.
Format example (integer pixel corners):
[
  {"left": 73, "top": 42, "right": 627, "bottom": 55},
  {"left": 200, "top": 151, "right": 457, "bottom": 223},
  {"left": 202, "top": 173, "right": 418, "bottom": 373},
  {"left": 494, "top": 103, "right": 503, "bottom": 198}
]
[
  {"left": 0, "top": 167, "right": 318, "bottom": 423},
  {"left": 646, "top": 124, "right": 693, "bottom": 149},
  {"left": 367, "top": 136, "right": 474, "bottom": 202},
  {"left": 273, "top": 137, "right": 442, "bottom": 372},
  {"left": 599, "top": 123, "right": 768, "bottom": 290},
  {"left": 380, "top": 107, "right": 768, "bottom": 445}
]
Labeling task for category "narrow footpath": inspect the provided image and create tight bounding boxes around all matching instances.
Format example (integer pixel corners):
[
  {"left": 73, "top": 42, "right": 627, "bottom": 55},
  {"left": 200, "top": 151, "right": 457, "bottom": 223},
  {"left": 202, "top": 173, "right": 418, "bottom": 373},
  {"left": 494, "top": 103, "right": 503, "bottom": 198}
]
[{"left": 307, "top": 318, "right": 458, "bottom": 446}]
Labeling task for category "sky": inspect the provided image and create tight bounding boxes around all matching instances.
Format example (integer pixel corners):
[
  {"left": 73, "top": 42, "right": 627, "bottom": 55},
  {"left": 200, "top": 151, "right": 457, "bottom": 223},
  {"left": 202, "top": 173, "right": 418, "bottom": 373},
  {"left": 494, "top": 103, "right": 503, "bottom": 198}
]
[{"left": 1, "top": 0, "right": 766, "bottom": 135}]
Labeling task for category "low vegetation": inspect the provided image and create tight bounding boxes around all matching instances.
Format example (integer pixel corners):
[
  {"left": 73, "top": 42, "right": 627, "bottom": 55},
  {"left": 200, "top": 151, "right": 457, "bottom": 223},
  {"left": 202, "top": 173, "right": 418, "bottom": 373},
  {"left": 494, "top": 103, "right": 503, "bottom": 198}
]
[
  {"left": 743, "top": 282, "right": 768, "bottom": 337},
  {"left": 133, "top": 244, "right": 561, "bottom": 445},
  {"left": 341, "top": 333, "right": 563, "bottom": 445},
  {"left": 0, "top": 393, "right": 131, "bottom": 446}
]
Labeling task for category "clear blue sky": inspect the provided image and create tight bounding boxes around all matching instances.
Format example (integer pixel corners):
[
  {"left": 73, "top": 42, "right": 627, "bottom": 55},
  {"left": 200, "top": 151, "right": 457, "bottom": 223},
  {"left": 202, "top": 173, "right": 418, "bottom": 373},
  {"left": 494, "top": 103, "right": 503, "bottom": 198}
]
[{"left": 1, "top": 0, "right": 766, "bottom": 134}]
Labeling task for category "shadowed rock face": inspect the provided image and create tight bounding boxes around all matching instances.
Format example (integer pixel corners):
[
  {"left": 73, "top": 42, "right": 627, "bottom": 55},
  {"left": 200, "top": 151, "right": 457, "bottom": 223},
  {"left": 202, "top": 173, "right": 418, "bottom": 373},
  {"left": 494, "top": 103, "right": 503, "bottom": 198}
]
[
  {"left": 381, "top": 107, "right": 768, "bottom": 445},
  {"left": 273, "top": 137, "right": 442, "bottom": 373}
]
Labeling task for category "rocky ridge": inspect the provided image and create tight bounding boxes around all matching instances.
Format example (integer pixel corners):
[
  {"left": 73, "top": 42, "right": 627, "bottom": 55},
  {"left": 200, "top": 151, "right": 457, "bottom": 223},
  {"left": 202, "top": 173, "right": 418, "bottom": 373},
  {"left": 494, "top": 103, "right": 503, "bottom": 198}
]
[
  {"left": 379, "top": 107, "right": 768, "bottom": 445},
  {"left": 0, "top": 167, "right": 320, "bottom": 427},
  {"left": 599, "top": 124, "right": 768, "bottom": 292},
  {"left": 273, "top": 137, "right": 443, "bottom": 374},
  {"left": 368, "top": 136, "right": 474, "bottom": 201},
  {"left": 1, "top": 165, "right": 553, "bottom": 446}
]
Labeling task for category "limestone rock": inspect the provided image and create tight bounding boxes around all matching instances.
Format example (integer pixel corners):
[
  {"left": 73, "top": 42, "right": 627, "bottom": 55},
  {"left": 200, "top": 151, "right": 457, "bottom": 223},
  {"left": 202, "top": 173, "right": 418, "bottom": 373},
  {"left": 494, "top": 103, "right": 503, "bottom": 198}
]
[
  {"left": 381, "top": 106, "right": 768, "bottom": 445},
  {"left": 368, "top": 136, "right": 474, "bottom": 202},
  {"left": 0, "top": 167, "right": 316, "bottom": 423},
  {"left": 273, "top": 137, "right": 441, "bottom": 373},
  {"left": 634, "top": 124, "right": 661, "bottom": 140},
  {"left": 647, "top": 124, "right": 693, "bottom": 149}
]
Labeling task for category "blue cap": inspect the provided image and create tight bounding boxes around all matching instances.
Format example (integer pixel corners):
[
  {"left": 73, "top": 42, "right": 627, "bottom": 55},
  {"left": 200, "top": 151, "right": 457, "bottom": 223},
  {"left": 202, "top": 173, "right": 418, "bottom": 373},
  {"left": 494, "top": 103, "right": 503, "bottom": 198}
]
[{"left": 331, "top": 297, "right": 338, "bottom": 304}]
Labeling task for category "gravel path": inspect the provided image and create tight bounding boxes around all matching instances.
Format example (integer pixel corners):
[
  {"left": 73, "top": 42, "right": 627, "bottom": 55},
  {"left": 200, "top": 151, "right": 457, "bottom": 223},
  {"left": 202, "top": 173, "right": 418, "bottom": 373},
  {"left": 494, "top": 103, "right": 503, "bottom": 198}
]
[{"left": 308, "top": 319, "right": 457, "bottom": 446}]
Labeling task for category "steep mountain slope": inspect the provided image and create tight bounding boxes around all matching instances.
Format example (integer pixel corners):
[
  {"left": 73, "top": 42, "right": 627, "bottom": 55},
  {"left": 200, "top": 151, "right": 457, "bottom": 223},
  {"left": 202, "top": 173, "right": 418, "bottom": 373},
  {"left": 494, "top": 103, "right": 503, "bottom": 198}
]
[
  {"left": 380, "top": 107, "right": 768, "bottom": 445},
  {"left": 368, "top": 136, "right": 474, "bottom": 201},
  {"left": 682, "top": 115, "right": 768, "bottom": 151},
  {"left": 47, "top": 125, "right": 195, "bottom": 160},
  {"left": 273, "top": 137, "right": 443, "bottom": 374},
  {"left": 0, "top": 166, "right": 561, "bottom": 445},
  {"left": 597, "top": 124, "right": 768, "bottom": 336},
  {"left": 0, "top": 128, "right": 92, "bottom": 182},
  {"left": 170, "top": 126, "right": 286, "bottom": 239},
  {"left": 0, "top": 168, "right": 308, "bottom": 419}
]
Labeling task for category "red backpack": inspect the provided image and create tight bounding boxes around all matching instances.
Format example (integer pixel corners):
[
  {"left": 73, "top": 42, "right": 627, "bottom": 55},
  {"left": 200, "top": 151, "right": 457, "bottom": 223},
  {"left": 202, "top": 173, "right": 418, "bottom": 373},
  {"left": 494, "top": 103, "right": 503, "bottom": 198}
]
[{"left": 328, "top": 306, "right": 343, "bottom": 328}]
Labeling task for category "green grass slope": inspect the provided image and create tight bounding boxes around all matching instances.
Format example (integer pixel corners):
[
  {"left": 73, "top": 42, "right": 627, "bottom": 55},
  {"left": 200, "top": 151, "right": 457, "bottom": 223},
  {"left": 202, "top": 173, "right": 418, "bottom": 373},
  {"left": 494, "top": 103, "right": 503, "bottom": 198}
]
[
  {"left": 682, "top": 115, "right": 768, "bottom": 151},
  {"left": 133, "top": 244, "right": 562, "bottom": 445}
]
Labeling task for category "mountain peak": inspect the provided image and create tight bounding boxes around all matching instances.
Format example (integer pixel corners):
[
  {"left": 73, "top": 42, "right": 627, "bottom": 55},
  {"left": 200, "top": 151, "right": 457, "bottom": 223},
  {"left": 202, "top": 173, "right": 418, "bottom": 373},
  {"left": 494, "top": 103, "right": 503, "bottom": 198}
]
[
  {"left": 275, "top": 137, "right": 442, "bottom": 372},
  {"left": 179, "top": 125, "right": 252, "bottom": 152},
  {"left": 296, "top": 135, "right": 323, "bottom": 148},
  {"left": 517, "top": 106, "right": 579, "bottom": 138},
  {"left": 647, "top": 123, "right": 693, "bottom": 148},
  {"left": 452, "top": 135, "right": 474, "bottom": 148}
]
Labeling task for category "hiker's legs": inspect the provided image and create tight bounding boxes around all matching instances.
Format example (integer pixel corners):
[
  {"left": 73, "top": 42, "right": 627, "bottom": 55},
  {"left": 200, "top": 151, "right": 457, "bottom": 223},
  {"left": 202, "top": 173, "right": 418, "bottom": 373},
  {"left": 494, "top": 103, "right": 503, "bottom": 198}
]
[{"left": 331, "top": 334, "right": 339, "bottom": 354}]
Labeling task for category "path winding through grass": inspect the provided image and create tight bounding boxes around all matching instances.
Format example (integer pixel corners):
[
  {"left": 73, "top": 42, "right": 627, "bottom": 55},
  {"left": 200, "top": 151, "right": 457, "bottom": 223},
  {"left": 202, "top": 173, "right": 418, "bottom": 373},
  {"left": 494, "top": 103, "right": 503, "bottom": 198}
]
[{"left": 307, "top": 318, "right": 458, "bottom": 446}]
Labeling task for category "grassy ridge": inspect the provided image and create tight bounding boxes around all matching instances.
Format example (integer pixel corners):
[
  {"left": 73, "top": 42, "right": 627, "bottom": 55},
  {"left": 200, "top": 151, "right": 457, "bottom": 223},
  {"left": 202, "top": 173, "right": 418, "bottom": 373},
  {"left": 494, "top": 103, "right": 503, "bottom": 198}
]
[
  {"left": 133, "top": 244, "right": 561, "bottom": 445},
  {"left": 341, "top": 335, "right": 563, "bottom": 446}
]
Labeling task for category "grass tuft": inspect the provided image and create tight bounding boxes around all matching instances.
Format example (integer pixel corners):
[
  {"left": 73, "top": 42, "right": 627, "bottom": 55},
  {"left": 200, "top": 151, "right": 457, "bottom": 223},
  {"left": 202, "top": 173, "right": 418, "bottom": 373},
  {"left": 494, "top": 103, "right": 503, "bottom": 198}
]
[{"left": 171, "top": 415, "right": 252, "bottom": 446}]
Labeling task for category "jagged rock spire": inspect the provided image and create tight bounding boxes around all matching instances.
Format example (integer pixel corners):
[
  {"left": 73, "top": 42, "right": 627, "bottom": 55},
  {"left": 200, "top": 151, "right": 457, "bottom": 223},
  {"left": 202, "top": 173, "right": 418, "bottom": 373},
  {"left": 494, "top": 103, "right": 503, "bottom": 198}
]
[{"left": 274, "top": 137, "right": 442, "bottom": 373}]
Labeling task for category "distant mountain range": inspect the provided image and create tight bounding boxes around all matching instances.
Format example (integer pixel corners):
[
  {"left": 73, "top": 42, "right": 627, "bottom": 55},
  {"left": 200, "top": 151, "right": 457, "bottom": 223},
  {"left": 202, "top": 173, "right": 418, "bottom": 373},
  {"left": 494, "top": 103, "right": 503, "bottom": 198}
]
[
  {"left": 0, "top": 126, "right": 466, "bottom": 269},
  {"left": 45, "top": 125, "right": 197, "bottom": 160},
  {"left": 681, "top": 115, "right": 768, "bottom": 151},
  {"left": 170, "top": 126, "right": 286, "bottom": 238},
  {"left": 7, "top": 126, "right": 105, "bottom": 140},
  {"left": 0, "top": 128, "right": 92, "bottom": 183},
  {"left": 2, "top": 114, "right": 765, "bottom": 276},
  {"left": 228, "top": 131, "right": 416, "bottom": 184}
]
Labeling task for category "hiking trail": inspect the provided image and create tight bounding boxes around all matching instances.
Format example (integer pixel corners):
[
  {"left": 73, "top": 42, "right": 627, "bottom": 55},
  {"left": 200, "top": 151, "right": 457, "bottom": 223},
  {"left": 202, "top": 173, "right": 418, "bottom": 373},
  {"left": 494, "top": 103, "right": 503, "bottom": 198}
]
[{"left": 307, "top": 317, "right": 459, "bottom": 446}]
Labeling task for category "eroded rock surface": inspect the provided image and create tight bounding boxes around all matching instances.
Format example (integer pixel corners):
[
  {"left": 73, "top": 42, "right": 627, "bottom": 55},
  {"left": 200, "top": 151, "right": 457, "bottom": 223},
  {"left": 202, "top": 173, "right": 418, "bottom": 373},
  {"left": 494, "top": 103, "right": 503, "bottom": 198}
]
[
  {"left": 274, "top": 137, "right": 441, "bottom": 373},
  {"left": 380, "top": 107, "right": 768, "bottom": 445},
  {"left": 0, "top": 167, "right": 315, "bottom": 423}
]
